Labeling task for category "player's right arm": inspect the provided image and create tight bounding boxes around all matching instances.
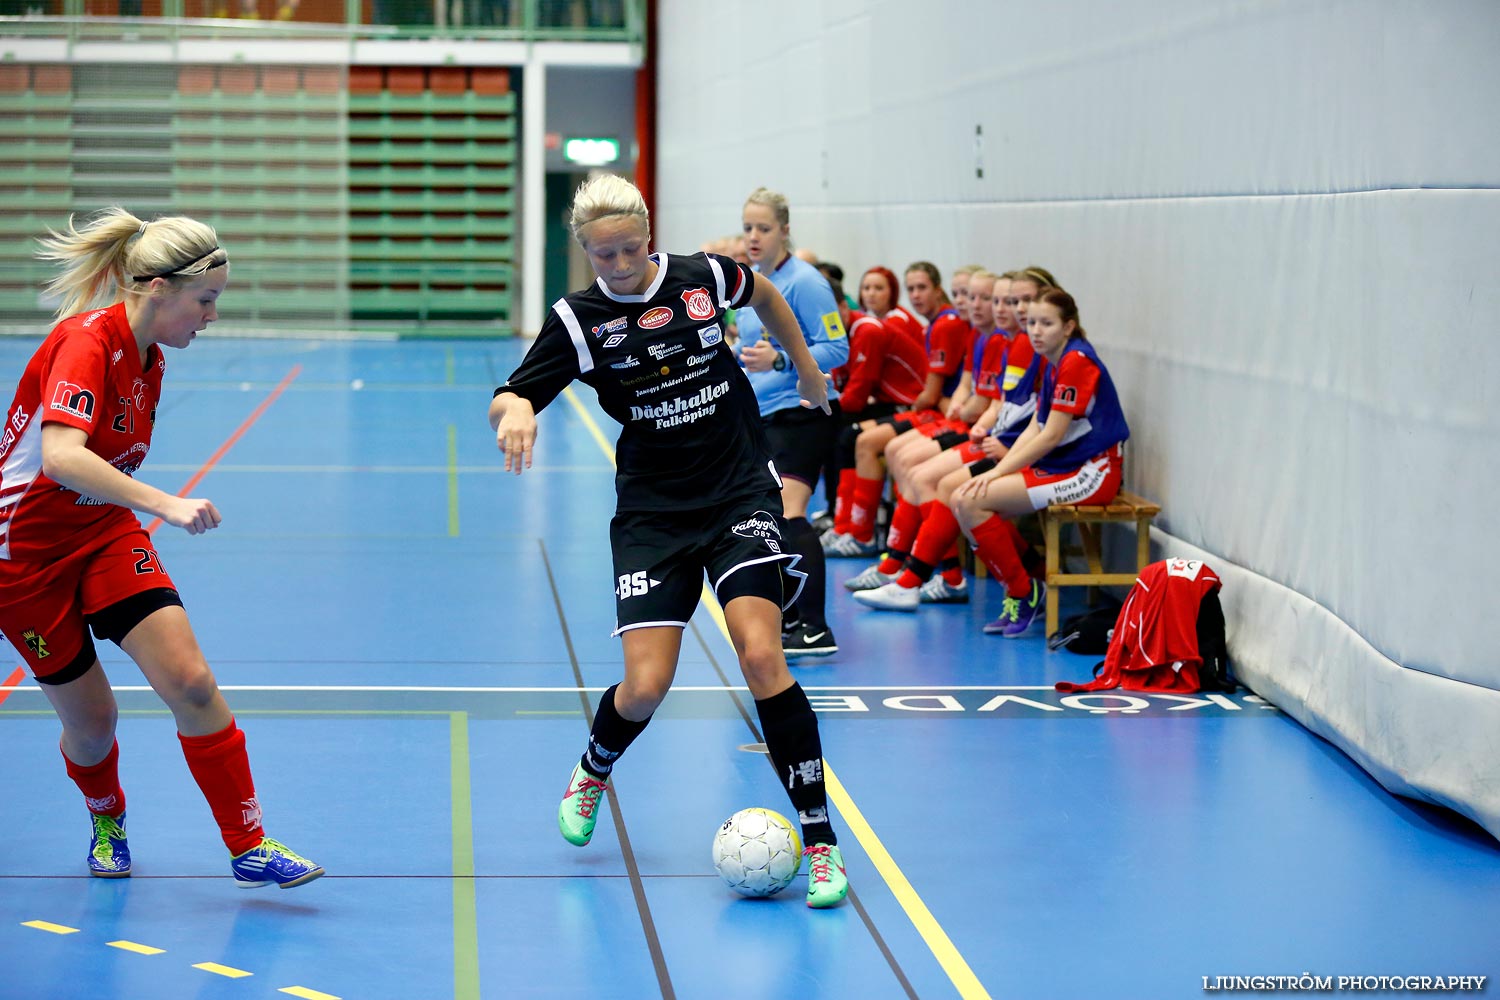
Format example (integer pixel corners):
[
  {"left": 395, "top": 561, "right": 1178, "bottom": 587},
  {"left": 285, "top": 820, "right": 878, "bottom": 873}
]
[
  {"left": 489, "top": 392, "right": 537, "bottom": 474},
  {"left": 41, "top": 423, "right": 221, "bottom": 534},
  {"left": 489, "top": 308, "right": 582, "bottom": 476}
]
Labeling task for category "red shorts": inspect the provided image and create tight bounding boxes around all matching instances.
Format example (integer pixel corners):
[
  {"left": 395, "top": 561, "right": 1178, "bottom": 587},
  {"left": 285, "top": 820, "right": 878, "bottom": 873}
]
[
  {"left": 1021, "top": 445, "right": 1124, "bottom": 509},
  {"left": 889, "top": 408, "right": 944, "bottom": 431},
  {"left": 955, "top": 439, "right": 989, "bottom": 464},
  {"left": 919, "top": 418, "right": 970, "bottom": 439},
  {"left": 0, "top": 525, "right": 176, "bottom": 682}
]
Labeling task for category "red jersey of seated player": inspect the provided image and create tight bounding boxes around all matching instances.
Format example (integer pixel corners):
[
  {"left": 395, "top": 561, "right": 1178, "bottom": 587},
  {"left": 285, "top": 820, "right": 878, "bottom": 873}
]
[{"left": 833, "top": 311, "right": 928, "bottom": 415}]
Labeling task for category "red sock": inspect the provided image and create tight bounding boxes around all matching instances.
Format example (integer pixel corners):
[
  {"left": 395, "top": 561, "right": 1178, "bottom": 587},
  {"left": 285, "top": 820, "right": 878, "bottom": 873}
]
[
  {"left": 64, "top": 739, "right": 125, "bottom": 817},
  {"left": 879, "top": 498, "right": 923, "bottom": 573},
  {"left": 941, "top": 540, "right": 965, "bottom": 585},
  {"left": 179, "top": 719, "right": 264, "bottom": 855},
  {"left": 970, "top": 514, "right": 1032, "bottom": 597},
  {"left": 833, "top": 469, "right": 859, "bottom": 535},
  {"left": 848, "top": 475, "right": 884, "bottom": 542},
  {"left": 910, "top": 501, "right": 962, "bottom": 570}
]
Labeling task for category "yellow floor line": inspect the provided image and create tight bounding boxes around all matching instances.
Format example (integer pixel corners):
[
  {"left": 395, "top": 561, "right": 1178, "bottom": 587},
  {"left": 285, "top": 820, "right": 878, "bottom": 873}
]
[
  {"left": 565, "top": 384, "right": 991, "bottom": 999},
  {"left": 447, "top": 423, "right": 461, "bottom": 537},
  {"left": 22, "top": 920, "right": 78, "bottom": 935},
  {"left": 107, "top": 940, "right": 165, "bottom": 955},
  {"left": 194, "top": 962, "right": 253, "bottom": 978},
  {"left": 280, "top": 988, "right": 343, "bottom": 1000}
]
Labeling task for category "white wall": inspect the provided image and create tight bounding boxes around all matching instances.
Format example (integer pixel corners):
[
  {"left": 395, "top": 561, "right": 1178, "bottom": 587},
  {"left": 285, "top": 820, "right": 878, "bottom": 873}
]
[{"left": 654, "top": 0, "right": 1500, "bottom": 836}]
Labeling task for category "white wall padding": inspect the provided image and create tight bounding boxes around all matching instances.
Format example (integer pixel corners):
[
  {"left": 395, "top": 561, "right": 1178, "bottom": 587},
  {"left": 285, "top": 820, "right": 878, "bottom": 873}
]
[
  {"left": 1152, "top": 529, "right": 1500, "bottom": 842},
  {"left": 655, "top": 0, "right": 1500, "bottom": 838}
]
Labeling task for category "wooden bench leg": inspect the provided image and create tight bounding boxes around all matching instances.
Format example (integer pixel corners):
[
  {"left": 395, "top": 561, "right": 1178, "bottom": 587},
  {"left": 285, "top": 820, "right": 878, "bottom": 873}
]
[
  {"left": 1044, "top": 512, "right": 1060, "bottom": 638},
  {"left": 1136, "top": 514, "right": 1152, "bottom": 571}
]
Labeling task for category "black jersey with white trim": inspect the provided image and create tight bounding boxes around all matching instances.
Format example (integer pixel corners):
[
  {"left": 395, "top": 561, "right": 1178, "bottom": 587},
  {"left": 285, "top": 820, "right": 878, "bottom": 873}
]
[{"left": 500, "top": 251, "right": 780, "bottom": 512}]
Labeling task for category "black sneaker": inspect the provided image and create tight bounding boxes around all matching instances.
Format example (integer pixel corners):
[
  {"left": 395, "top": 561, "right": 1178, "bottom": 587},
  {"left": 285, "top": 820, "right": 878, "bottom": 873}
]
[
  {"left": 783, "top": 625, "right": 838, "bottom": 658},
  {"left": 810, "top": 510, "right": 834, "bottom": 534}
]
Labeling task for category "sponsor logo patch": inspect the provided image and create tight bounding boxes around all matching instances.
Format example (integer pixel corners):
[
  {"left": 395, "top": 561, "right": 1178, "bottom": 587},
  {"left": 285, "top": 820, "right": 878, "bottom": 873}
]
[
  {"left": 603, "top": 334, "right": 628, "bottom": 349},
  {"left": 50, "top": 381, "right": 97, "bottom": 422},
  {"left": 648, "top": 342, "right": 685, "bottom": 361},
  {"left": 730, "top": 510, "right": 783, "bottom": 543},
  {"left": 682, "top": 287, "right": 715, "bottom": 321},
  {"left": 686, "top": 352, "right": 714, "bottom": 366},
  {"left": 591, "top": 316, "right": 628, "bottom": 338},
  {"left": 610, "top": 355, "right": 642, "bottom": 369},
  {"left": 637, "top": 306, "right": 673, "bottom": 330},
  {"left": 697, "top": 324, "right": 723, "bottom": 348}
]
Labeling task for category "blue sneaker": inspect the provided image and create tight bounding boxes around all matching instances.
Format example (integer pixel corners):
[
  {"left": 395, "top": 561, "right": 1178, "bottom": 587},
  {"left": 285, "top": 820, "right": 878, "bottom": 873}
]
[
  {"left": 88, "top": 811, "right": 131, "bottom": 878},
  {"left": 982, "top": 580, "right": 1047, "bottom": 636},
  {"left": 230, "top": 837, "right": 324, "bottom": 888},
  {"left": 1000, "top": 580, "right": 1046, "bottom": 638}
]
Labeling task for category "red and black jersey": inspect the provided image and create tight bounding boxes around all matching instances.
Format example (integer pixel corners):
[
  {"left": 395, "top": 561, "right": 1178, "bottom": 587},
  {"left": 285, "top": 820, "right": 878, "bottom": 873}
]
[
  {"left": 835, "top": 312, "right": 928, "bottom": 414},
  {"left": 1, "top": 303, "right": 162, "bottom": 561}
]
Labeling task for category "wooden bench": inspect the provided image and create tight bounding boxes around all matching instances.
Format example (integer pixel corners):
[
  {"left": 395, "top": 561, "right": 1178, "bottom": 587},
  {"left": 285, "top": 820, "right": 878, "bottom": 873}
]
[{"left": 1040, "top": 491, "right": 1161, "bottom": 638}]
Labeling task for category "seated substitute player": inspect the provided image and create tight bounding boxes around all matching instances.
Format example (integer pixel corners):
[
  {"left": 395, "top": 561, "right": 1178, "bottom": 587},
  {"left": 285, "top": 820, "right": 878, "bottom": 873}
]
[
  {"left": 488, "top": 175, "right": 849, "bottom": 908},
  {"left": 953, "top": 287, "right": 1131, "bottom": 636},
  {"left": 820, "top": 272, "right": 927, "bottom": 549},
  {"left": 835, "top": 262, "right": 968, "bottom": 562},
  {"left": 0, "top": 208, "right": 322, "bottom": 887}
]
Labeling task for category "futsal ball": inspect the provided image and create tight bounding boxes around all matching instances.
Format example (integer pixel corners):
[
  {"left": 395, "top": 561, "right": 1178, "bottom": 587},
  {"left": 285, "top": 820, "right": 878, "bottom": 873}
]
[{"left": 712, "top": 807, "right": 803, "bottom": 897}]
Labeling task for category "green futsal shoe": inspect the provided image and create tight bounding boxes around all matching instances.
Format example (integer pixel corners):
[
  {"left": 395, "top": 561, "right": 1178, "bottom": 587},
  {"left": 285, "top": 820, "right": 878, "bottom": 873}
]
[
  {"left": 88, "top": 811, "right": 131, "bottom": 878},
  {"left": 558, "top": 761, "right": 609, "bottom": 847},
  {"left": 804, "top": 843, "right": 848, "bottom": 909}
]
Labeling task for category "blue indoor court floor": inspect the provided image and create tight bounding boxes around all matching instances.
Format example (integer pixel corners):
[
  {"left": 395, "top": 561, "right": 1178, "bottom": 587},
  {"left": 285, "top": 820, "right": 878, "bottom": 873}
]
[{"left": 1, "top": 337, "right": 1496, "bottom": 1000}]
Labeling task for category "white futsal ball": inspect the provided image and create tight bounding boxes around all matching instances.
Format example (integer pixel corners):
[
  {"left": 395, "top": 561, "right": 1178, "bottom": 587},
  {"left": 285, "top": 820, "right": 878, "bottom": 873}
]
[{"left": 712, "top": 807, "right": 803, "bottom": 897}]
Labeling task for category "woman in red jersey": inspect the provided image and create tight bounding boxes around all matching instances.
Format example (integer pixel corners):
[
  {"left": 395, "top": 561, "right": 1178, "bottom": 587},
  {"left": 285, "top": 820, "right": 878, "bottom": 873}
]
[{"left": 0, "top": 208, "right": 322, "bottom": 888}]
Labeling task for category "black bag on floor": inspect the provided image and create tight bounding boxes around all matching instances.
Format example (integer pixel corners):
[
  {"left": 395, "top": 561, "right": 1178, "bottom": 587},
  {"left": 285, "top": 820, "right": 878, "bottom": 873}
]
[
  {"left": 1046, "top": 598, "right": 1124, "bottom": 655},
  {"left": 1195, "top": 589, "right": 1236, "bottom": 692}
]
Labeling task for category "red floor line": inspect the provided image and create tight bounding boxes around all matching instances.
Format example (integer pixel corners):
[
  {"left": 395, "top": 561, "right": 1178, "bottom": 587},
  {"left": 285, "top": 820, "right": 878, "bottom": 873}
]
[
  {"left": 0, "top": 666, "right": 26, "bottom": 707},
  {"left": 144, "top": 365, "right": 302, "bottom": 536}
]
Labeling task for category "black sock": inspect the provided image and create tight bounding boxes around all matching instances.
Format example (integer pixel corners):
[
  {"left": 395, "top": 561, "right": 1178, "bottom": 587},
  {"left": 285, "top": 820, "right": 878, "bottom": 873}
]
[
  {"left": 905, "top": 556, "right": 936, "bottom": 584},
  {"left": 784, "top": 516, "right": 827, "bottom": 630},
  {"left": 581, "top": 684, "right": 651, "bottom": 778},
  {"left": 755, "top": 682, "right": 836, "bottom": 846},
  {"left": 1021, "top": 544, "right": 1045, "bottom": 579}
]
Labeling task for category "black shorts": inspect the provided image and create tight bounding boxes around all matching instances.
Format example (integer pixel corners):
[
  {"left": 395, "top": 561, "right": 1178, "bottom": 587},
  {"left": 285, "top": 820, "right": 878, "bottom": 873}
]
[
  {"left": 762, "top": 406, "right": 838, "bottom": 485},
  {"left": 934, "top": 430, "right": 967, "bottom": 451},
  {"left": 844, "top": 400, "right": 902, "bottom": 424},
  {"left": 609, "top": 490, "right": 807, "bottom": 635},
  {"left": 968, "top": 458, "right": 998, "bottom": 477}
]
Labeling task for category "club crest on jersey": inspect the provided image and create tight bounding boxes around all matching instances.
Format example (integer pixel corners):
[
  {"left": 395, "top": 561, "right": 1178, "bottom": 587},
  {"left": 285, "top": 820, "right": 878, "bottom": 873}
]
[
  {"left": 21, "top": 629, "right": 49, "bottom": 659},
  {"left": 681, "top": 287, "right": 715, "bottom": 321},
  {"left": 50, "top": 381, "right": 96, "bottom": 422},
  {"left": 592, "top": 317, "right": 627, "bottom": 338},
  {"left": 637, "top": 307, "right": 673, "bottom": 330},
  {"left": 697, "top": 324, "right": 723, "bottom": 348},
  {"left": 603, "top": 334, "right": 628, "bottom": 349},
  {"left": 1166, "top": 558, "right": 1205, "bottom": 580}
]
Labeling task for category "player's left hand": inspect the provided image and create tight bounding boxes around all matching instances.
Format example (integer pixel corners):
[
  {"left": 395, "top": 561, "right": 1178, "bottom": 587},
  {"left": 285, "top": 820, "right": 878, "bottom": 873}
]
[{"left": 797, "top": 369, "right": 834, "bottom": 415}]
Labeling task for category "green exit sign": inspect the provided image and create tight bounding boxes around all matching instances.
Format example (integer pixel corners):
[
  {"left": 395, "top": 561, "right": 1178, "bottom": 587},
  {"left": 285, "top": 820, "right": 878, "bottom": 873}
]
[{"left": 563, "top": 137, "right": 620, "bottom": 166}]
